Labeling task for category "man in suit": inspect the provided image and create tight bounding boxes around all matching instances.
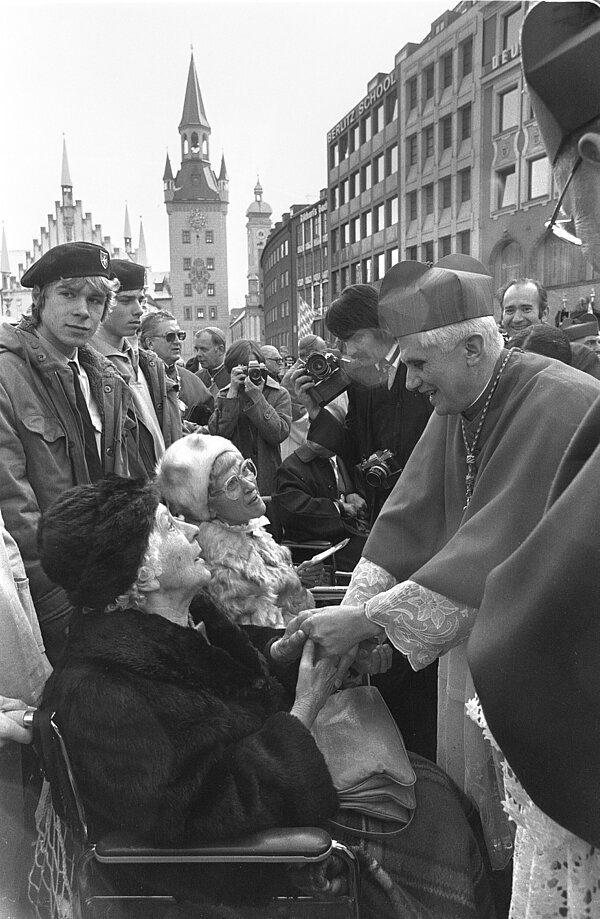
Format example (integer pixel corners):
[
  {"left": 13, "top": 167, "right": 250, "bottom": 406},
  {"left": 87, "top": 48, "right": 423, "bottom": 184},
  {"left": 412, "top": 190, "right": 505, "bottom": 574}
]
[{"left": 193, "top": 327, "right": 230, "bottom": 395}]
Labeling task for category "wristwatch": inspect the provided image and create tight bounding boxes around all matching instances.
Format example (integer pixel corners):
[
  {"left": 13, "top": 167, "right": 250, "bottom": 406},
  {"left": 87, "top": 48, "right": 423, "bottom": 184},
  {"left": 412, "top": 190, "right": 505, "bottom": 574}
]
[{"left": 22, "top": 710, "right": 35, "bottom": 729}]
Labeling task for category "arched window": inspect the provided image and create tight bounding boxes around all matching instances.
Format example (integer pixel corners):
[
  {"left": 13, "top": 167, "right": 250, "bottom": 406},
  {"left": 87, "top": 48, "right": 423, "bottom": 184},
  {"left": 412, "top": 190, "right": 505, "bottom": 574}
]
[
  {"left": 491, "top": 239, "right": 524, "bottom": 288},
  {"left": 202, "top": 135, "right": 209, "bottom": 157},
  {"left": 191, "top": 132, "right": 200, "bottom": 153},
  {"left": 183, "top": 134, "right": 189, "bottom": 155},
  {"left": 533, "top": 234, "right": 590, "bottom": 286}
]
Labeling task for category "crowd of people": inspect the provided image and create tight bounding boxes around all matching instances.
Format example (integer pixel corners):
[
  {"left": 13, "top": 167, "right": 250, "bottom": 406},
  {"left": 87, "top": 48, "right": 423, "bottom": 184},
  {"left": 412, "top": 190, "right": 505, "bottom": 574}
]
[{"left": 2, "top": 3, "right": 600, "bottom": 918}]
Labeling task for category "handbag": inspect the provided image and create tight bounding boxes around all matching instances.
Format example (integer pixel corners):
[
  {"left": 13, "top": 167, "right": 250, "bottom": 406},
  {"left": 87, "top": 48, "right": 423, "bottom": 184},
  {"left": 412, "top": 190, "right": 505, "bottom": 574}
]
[{"left": 311, "top": 684, "right": 416, "bottom": 838}]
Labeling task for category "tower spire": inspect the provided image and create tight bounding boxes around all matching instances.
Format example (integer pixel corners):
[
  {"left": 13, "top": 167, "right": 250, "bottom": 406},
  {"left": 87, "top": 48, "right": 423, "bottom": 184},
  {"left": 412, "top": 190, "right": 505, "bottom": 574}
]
[
  {"left": 179, "top": 52, "right": 210, "bottom": 131},
  {"left": 61, "top": 135, "right": 72, "bottom": 188},
  {"left": 124, "top": 203, "right": 132, "bottom": 254},
  {"left": 1, "top": 226, "right": 10, "bottom": 277},
  {"left": 137, "top": 218, "right": 148, "bottom": 268}
]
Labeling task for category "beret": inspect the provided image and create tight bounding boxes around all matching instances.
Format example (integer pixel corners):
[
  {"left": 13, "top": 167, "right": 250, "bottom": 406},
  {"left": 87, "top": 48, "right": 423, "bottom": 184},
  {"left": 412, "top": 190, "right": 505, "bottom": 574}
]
[
  {"left": 21, "top": 242, "right": 111, "bottom": 289},
  {"left": 378, "top": 254, "right": 494, "bottom": 338},
  {"left": 110, "top": 259, "right": 146, "bottom": 291},
  {"left": 522, "top": 1, "right": 600, "bottom": 164}
]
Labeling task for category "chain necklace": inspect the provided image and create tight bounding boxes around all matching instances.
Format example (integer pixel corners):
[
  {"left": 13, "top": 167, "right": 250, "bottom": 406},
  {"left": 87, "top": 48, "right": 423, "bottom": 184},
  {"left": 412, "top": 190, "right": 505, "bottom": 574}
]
[{"left": 460, "top": 350, "right": 513, "bottom": 510}]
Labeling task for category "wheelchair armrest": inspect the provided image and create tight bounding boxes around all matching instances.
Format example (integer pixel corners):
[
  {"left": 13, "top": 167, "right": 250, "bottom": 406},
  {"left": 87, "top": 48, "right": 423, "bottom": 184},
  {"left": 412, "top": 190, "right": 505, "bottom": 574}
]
[
  {"left": 310, "top": 586, "right": 348, "bottom": 606},
  {"left": 95, "top": 826, "right": 334, "bottom": 864}
]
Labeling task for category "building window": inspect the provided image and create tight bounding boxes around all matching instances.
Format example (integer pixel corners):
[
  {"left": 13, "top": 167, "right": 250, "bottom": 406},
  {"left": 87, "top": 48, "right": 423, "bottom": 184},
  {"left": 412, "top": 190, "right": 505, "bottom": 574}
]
[
  {"left": 406, "top": 245, "right": 418, "bottom": 261},
  {"left": 362, "top": 257, "right": 372, "bottom": 283},
  {"left": 207, "top": 283, "right": 215, "bottom": 296},
  {"left": 459, "top": 104, "right": 472, "bottom": 140},
  {"left": 331, "top": 227, "right": 339, "bottom": 252},
  {"left": 439, "top": 235, "right": 452, "bottom": 257},
  {"left": 349, "top": 123, "right": 360, "bottom": 152},
  {"left": 329, "top": 143, "right": 337, "bottom": 170},
  {"left": 441, "top": 115, "right": 452, "bottom": 150},
  {"left": 182, "top": 230, "right": 191, "bottom": 244},
  {"left": 362, "top": 162, "right": 372, "bottom": 191},
  {"left": 441, "top": 51, "right": 453, "bottom": 89},
  {"left": 459, "top": 168, "right": 471, "bottom": 203},
  {"left": 331, "top": 271, "right": 339, "bottom": 296},
  {"left": 372, "top": 103, "right": 384, "bottom": 135},
  {"left": 374, "top": 202, "right": 385, "bottom": 232},
  {"left": 330, "top": 186, "right": 339, "bottom": 210},
  {"left": 183, "top": 257, "right": 192, "bottom": 270},
  {"left": 407, "top": 77, "right": 417, "bottom": 111},
  {"left": 386, "top": 247, "right": 399, "bottom": 269},
  {"left": 205, "top": 230, "right": 214, "bottom": 244},
  {"left": 362, "top": 211, "right": 372, "bottom": 237},
  {"left": 386, "top": 144, "right": 398, "bottom": 175},
  {"left": 440, "top": 175, "right": 452, "bottom": 209},
  {"left": 341, "top": 266, "right": 349, "bottom": 289},
  {"left": 373, "top": 153, "right": 385, "bottom": 184},
  {"left": 207, "top": 257, "right": 214, "bottom": 270},
  {"left": 496, "top": 165, "right": 517, "bottom": 208},
  {"left": 339, "top": 179, "right": 348, "bottom": 206},
  {"left": 528, "top": 156, "right": 549, "bottom": 199},
  {"left": 349, "top": 171, "right": 359, "bottom": 197},
  {"left": 184, "top": 283, "right": 192, "bottom": 297},
  {"left": 387, "top": 196, "right": 399, "bottom": 226},
  {"left": 407, "top": 190, "right": 418, "bottom": 221},
  {"left": 483, "top": 15, "right": 497, "bottom": 67},
  {"left": 360, "top": 115, "right": 372, "bottom": 145},
  {"left": 422, "top": 241, "right": 434, "bottom": 263},
  {"left": 184, "top": 307, "right": 191, "bottom": 321},
  {"left": 503, "top": 7, "right": 521, "bottom": 50},
  {"left": 197, "top": 307, "right": 205, "bottom": 319},
  {"left": 210, "top": 307, "right": 217, "bottom": 320},
  {"left": 351, "top": 215, "right": 361, "bottom": 243},
  {"left": 423, "top": 125, "right": 434, "bottom": 159},
  {"left": 423, "top": 184, "right": 434, "bottom": 216},
  {"left": 407, "top": 134, "right": 418, "bottom": 166},
  {"left": 423, "top": 64, "right": 434, "bottom": 100},
  {"left": 340, "top": 224, "right": 348, "bottom": 248},
  {"left": 499, "top": 86, "right": 520, "bottom": 132},
  {"left": 458, "top": 230, "right": 471, "bottom": 255},
  {"left": 386, "top": 93, "right": 398, "bottom": 123},
  {"left": 349, "top": 262, "right": 359, "bottom": 285},
  {"left": 460, "top": 36, "right": 473, "bottom": 77},
  {"left": 338, "top": 134, "right": 348, "bottom": 162}
]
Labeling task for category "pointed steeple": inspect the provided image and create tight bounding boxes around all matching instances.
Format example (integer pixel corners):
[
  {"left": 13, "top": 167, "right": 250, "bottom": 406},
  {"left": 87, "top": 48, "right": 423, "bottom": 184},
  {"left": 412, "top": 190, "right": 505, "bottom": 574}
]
[
  {"left": 1, "top": 226, "right": 10, "bottom": 276},
  {"left": 163, "top": 152, "right": 174, "bottom": 182},
  {"left": 124, "top": 203, "right": 132, "bottom": 241},
  {"left": 137, "top": 218, "right": 148, "bottom": 268},
  {"left": 218, "top": 154, "right": 228, "bottom": 182},
  {"left": 179, "top": 51, "right": 210, "bottom": 131},
  {"left": 61, "top": 136, "right": 73, "bottom": 188}
]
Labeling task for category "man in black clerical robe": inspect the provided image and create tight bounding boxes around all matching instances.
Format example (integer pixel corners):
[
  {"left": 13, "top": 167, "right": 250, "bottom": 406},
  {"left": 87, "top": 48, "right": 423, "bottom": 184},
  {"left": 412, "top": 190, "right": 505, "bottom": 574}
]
[
  {"left": 469, "top": 0, "right": 600, "bottom": 850},
  {"left": 273, "top": 253, "right": 600, "bottom": 869}
]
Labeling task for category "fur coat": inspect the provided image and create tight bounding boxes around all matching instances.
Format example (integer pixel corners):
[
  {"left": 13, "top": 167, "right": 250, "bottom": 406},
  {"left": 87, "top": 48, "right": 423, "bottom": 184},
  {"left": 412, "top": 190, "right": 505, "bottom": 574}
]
[
  {"left": 41, "top": 594, "right": 337, "bottom": 845},
  {"left": 196, "top": 519, "right": 314, "bottom": 629}
]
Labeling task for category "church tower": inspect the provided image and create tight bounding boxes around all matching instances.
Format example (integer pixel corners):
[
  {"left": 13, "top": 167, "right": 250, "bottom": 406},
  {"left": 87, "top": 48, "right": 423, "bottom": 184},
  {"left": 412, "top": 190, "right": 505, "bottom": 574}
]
[
  {"left": 245, "top": 178, "right": 272, "bottom": 312},
  {"left": 164, "top": 51, "right": 229, "bottom": 357}
]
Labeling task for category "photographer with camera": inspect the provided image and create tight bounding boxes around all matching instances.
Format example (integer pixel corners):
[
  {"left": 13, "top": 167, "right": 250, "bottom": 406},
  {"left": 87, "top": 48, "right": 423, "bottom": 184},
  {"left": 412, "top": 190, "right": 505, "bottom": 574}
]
[
  {"left": 208, "top": 339, "right": 292, "bottom": 496},
  {"left": 291, "top": 285, "right": 432, "bottom": 524}
]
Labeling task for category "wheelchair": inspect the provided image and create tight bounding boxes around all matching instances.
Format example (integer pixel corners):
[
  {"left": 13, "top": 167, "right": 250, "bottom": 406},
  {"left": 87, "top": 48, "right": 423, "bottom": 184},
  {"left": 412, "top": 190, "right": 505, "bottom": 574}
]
[{"left": 32, "top": 709, "right": 360, "bottom": 919}]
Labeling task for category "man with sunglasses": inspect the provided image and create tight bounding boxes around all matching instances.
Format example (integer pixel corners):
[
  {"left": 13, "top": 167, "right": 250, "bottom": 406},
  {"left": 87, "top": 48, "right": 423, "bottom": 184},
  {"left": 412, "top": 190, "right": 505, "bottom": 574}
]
[
  {"left": 140, "top": 309, "right": 213, "bottom": 428},
  {"left": 469, "top": 0, "right": 600, "bottom": 866}
]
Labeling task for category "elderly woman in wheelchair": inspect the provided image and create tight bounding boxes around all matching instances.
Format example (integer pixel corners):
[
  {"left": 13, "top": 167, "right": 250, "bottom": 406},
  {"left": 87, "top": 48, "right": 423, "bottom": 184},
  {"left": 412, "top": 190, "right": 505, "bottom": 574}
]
[{"left": 28, "top": 475, "right": 495, "bottom": 918}]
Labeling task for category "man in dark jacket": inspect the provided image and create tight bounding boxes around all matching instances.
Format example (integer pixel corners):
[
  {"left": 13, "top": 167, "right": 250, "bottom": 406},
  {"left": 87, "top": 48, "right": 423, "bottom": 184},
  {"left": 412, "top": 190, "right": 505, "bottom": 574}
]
[
  {"left": 193, "top": 326, "right": 230, "bottom": 394},
  {"left": 0, "top": 242, "right": 134, "bottom": 661},
  {"left": 91, "top": 259, "right": 182, "bottom": 476}
]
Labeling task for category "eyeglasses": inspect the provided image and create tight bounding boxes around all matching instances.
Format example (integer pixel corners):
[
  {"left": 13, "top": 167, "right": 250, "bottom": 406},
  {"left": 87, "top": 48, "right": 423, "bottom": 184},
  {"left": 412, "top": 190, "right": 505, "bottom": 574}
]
[
  {"left": 545, "top": 155, "right": 583, "bottom": 247},
  {"left": 155, "top": 331, "right": 187, "bottom": 343},
  {"left": 267, "top": 357, "right": 284, "bottom": 365},
  {"left": 209, "top": 459, "right": 258, "bottom": 499}
]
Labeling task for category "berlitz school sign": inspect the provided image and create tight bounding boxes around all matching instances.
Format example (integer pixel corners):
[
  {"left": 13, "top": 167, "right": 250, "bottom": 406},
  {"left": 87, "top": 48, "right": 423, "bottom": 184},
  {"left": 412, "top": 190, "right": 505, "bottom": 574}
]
[{"left": 327, "top": 72, "right": 397, "bottom": 143}]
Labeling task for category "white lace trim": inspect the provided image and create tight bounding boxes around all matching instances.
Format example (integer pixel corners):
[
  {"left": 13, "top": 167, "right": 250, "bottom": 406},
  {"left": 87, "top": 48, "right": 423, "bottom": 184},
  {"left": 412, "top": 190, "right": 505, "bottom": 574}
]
[
  {"left": 365, "top": 580, "right": 477, "bottom": 670},
  {"left": 467, "top": 697, "right": 600, "bottom": 918}
]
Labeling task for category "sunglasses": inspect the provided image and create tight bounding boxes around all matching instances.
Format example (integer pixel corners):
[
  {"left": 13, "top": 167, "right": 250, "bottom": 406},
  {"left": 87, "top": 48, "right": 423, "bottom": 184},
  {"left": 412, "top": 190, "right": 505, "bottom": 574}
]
[
  {"left": 545, "top": 155, "right": 583, "bottom": 247},
  {"left": 155, "top": 331, "right": 187, "bottom": 343}
]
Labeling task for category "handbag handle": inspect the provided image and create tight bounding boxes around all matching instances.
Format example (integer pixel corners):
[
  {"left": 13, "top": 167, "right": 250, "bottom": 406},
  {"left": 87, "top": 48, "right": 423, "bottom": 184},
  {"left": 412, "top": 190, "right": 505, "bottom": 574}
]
[{"left": 328, "top": 810, "right": 414, "bottom": 840}]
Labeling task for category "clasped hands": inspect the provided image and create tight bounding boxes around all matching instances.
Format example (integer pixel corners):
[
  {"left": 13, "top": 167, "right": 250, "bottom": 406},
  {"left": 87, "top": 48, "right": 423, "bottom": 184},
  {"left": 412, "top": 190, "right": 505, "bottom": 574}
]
[{"left": 271, "top": 604, "right": 391, "bottom": 682}]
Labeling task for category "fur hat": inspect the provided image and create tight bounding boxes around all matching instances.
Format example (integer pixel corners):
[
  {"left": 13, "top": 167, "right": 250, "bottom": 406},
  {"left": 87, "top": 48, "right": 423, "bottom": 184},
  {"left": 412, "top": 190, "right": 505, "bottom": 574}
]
[
  {"left": 38, "top": 476, "right": 159, "bottom": 612},
  {"left": 159, "top": 434, "right": 238, "bottom": 521}
]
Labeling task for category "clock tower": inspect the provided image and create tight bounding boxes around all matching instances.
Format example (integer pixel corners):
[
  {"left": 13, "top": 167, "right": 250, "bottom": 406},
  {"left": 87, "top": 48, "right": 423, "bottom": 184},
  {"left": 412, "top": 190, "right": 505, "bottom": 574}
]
[
  {"left": 245, "top": 177, "right": 272, "bottom": 313},
  {"left": 164, "top": 51, "right": 229, "bottom": 358}
]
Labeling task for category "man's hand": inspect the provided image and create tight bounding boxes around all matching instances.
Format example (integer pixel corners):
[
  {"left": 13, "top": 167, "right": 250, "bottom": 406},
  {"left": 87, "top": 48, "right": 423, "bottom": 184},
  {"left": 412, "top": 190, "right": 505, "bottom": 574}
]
[
  {"left": 281, "top": 605, "right": 381, "bottom": 658},
  {"left": 345, "top": 493, "right": 367, "bottom": 515},
  {"left": 0, "top": 696, "right": 33, "bottom": 748},
  {"left": 290, "top": 367, "right": 321, "bottom": 419},
  {"left": 270, "top": 628, "right": 308, "bottom": 663}
]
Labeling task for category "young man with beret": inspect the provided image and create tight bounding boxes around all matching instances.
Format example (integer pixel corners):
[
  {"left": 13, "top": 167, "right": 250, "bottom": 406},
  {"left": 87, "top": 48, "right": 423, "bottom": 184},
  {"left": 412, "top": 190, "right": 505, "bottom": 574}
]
[
  {"left": 0, "top": 241, "right": 134, "bottom": 663},
  {"left": 91, "top": 259, "right": 182, "bottom": 476},
  {"left": 274, "top": 254, "right": 600, "bottom": 872},
  {"left": 469, "top": 0, "right": 600, "bottom": 859}
]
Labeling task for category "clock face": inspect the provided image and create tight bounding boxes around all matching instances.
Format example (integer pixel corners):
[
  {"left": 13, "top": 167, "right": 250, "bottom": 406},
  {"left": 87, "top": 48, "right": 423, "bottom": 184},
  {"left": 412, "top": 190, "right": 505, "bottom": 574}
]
[
  {"left": 189, "top": 258, "right": 210, "bottom": 294},
  {"left": 189, "top": 209, "right": 207, "bottom": 230}
]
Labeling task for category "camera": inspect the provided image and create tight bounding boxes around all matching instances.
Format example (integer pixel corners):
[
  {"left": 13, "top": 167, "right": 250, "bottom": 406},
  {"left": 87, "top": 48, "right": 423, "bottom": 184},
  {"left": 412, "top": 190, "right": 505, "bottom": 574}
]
[
  {"left": 243, "top": 360, "right": 268, "bottom": 385},
  {"left": 358, "top": 449, "right": 402, "bottom": 489},
  {"left": 301, "top": 352, "right": 350, "bottom": 407}
]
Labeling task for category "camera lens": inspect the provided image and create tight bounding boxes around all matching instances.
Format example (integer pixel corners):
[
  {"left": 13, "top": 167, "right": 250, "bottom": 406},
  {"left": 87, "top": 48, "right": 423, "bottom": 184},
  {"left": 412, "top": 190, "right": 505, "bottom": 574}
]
[
  {"left": 365, "top": 465, "right": 387, "bottom": 487},
  {"left": 305, "top": 353, "right": 330, "bottom": 380}
]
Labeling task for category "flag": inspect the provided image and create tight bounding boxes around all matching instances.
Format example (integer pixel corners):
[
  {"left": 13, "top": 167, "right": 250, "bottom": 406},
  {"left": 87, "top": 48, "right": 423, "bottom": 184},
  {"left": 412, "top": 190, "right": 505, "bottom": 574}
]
[{"left": 297, "top": 294, "right": 315, "bottom": 339}]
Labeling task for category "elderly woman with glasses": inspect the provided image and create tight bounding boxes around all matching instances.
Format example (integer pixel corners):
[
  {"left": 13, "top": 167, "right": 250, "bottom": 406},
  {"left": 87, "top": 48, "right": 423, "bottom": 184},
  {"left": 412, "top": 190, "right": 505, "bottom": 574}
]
[{"left": 157, "top": 434, "right": 316, "bottom": 630}]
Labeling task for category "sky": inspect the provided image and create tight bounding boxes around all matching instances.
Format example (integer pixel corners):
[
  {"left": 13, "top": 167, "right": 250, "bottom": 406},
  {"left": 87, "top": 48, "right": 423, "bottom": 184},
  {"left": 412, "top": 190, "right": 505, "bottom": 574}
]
[{"left": 2, "top": 0, "right": 454, "bottom": 312}]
